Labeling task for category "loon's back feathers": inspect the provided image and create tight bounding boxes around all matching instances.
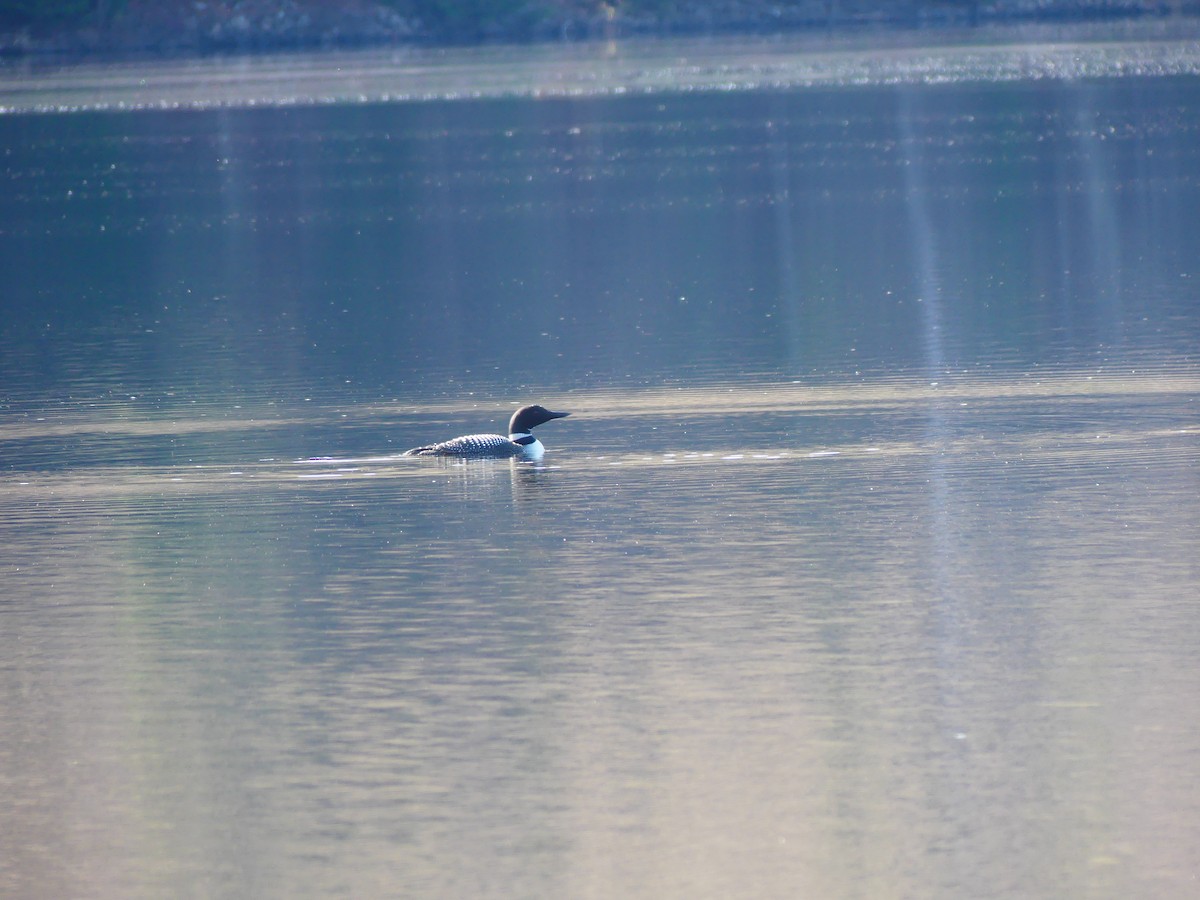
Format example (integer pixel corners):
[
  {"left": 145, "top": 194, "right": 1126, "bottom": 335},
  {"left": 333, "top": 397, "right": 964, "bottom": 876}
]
[
  {"left": 403, "top": 433, "right": 522, "bottom": 459},
  {"left": 403, "top": 404, "right": 570, "bottom": 459}
]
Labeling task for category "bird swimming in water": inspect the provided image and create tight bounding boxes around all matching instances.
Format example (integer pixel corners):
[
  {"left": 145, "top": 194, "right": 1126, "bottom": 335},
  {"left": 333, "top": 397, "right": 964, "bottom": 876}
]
[{"left": 403, "top": 404, "right": 570, "bottom": 460}]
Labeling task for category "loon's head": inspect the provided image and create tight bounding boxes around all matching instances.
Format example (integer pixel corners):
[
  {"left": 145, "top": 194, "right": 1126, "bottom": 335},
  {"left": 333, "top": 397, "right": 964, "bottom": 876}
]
[{"left": 508, "top": 404, "right": 570, "bottom": 434}]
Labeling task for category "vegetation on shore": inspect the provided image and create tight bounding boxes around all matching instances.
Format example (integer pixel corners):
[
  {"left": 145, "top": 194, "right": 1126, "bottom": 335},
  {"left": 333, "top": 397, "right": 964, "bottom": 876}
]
[{"left": 1, "top": 0, "right": 1196, "bottom": 55}]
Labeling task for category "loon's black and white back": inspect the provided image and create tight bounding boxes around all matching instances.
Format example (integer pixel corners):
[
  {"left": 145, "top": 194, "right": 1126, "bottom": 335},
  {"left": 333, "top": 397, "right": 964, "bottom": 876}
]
[{"left": 403, "top": 404, "right": 570, "bottom": 460}]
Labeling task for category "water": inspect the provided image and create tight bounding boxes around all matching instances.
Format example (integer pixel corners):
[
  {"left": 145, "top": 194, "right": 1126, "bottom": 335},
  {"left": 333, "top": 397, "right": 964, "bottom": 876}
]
[{"left": 3, "top": 29, "right": 1200, "bottom": 899}]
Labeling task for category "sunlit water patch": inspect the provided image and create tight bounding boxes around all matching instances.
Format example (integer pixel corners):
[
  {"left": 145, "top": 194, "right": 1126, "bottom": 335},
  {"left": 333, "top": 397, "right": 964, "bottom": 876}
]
[{"left": 4, "top": 25, "right": 1200, "bottom": 114}]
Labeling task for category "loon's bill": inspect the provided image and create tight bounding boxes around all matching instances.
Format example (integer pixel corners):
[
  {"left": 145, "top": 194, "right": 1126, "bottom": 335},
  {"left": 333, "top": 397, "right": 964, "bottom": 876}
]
[{"left": 403, "top": 404, "right": 570, "bottom": 460}]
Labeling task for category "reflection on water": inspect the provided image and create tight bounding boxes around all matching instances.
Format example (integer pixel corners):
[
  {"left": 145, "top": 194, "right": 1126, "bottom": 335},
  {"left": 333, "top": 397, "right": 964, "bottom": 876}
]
[
  {"left": 4, "top": 373, "right": 1198, "bottom": 897},
  {"left": 3, "top": 31, "right": 1200, "bottom": 900}
]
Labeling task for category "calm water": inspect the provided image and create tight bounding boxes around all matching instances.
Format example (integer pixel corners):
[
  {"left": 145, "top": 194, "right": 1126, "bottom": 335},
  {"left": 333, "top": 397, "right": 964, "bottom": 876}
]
[{"left": 3, "top": 29, "right": 1200, "bottom": 899}]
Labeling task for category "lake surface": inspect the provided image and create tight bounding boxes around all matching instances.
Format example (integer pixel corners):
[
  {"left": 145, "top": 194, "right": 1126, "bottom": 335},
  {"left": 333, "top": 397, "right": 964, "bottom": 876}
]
[{"left": 3, "top": 27, "right": 1200, "bottom": 899}]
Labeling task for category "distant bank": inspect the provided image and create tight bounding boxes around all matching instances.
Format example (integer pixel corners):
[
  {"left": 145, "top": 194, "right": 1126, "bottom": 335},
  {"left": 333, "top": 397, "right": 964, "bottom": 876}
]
[{"left": 2, "top": 0, "right": 1198, "bottom": 57}]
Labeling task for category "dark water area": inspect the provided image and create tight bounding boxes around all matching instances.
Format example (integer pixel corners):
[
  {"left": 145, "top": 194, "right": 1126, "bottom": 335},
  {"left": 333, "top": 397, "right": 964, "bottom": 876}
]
[
  {"left": 4, "top": 69, "right": 1200, "bottom": 412},
  {"left": 2, "top": 35, "right": 1199, "bottom": 898}
]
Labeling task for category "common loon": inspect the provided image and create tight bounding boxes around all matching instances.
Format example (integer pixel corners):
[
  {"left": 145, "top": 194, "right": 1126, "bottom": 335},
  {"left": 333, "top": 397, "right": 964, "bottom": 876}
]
[{"left": 403, "top": 404, "right": 570, "bottom": 460}]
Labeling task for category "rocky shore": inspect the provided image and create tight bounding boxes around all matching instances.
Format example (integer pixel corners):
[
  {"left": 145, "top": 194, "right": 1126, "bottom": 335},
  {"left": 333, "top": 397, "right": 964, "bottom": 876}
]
[{"left": 2, "top": 0, "right": 1197, "bottom": 57}]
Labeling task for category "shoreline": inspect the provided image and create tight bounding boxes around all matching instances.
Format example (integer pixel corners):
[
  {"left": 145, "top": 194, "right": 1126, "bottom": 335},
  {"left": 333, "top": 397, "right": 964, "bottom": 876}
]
[{"left": 3, "top": 1, "right": 1199, "bottom": 62}]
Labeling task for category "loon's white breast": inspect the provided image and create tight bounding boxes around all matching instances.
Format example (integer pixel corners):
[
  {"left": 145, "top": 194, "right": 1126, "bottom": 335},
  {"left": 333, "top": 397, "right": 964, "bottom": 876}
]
[{"left": 509, "top": 432, "right": 545, "bottom": 460}]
